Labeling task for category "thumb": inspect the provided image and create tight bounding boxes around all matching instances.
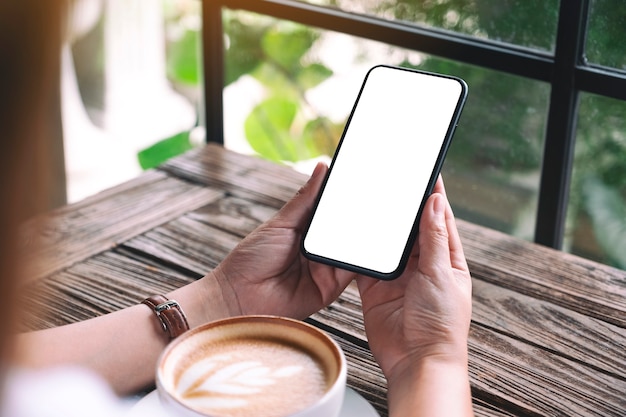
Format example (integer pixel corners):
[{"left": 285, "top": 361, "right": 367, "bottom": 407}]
[
  {"left": 417, "top": 193, "right": 452, "bottom": 279},
  {"left": 272, "top": 162, "right": 327, "bottom": 228}
]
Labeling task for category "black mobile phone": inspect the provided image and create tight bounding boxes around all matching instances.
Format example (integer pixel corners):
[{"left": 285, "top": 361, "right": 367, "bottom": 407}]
[{"left": 301, "top": 65, "right": 467, "bottom": 280}]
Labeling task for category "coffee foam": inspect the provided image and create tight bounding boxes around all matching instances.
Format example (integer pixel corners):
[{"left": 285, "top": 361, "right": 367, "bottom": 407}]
[{"left": 167, "top": 337, "right": 330, "bottom": 417}]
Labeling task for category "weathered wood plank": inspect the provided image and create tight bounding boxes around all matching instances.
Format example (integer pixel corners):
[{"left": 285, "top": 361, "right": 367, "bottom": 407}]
[
  {"left": 472, "top": 398, "right": 520, "bottom": 417},
  {"left": 313, "top": 284, "right": 626, "bottom": 416},
  {"left": 472, "top": 279, "right": 626, "bottom": 377},
  {"left": 185, "top": 195, "right": 278, "bottom": 237},
  {"left": 159, "top": 143, "right": 307, "bottom": 208},
  {"left": 122, "top": 215, "right": 243, "bottom": 276},
  {"left": 313, "top": 279, "right": 626, "bottom": 386},
  {"left": 314, "top": 282, "right": 367, "bottom": 341},
  {"left": 460, "top": 220, "right": 626, "bottom": 327},
  {"left": 469, "top": 324, "right": 625, "bottom": 416},
  {"left": 120, "top": 194, "right": 279, "bottom": 277},
  {"left": 19, "top": 171, "right": 224, "bottom": 284},
  {"left": 321, "top": 309, "right": 626, "bottom": 416},
  {"left": 19, "top": 250, "right": 198, "bottom": 330}
]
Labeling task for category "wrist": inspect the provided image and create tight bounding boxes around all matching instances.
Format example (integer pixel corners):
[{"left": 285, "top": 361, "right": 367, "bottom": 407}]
[
  {"left": 387, "top": 353, "right": 473, "bottom": 417},
  {"left": 167, "top": 271, "right": 238, "bottom": 329},
  {"left": 388, "top": 340, "right": 469, "bottom": 380},
  {"left": 388, "top": 349, "right": 468, "bottom": 387}
]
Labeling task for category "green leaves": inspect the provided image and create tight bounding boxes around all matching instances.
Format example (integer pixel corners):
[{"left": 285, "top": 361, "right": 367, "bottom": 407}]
[
  {"left": 244, "top": 97, "right": 342, "bottom": 163},
  {"left": 137, "top": 131, "right": 193, "bottom": 170},
  {"left": 296, "top": 63, "right": 333, "bottom": 90},
  {"left": 224, "top": 18, "right": 266, "bottom": 86},
  {"left": 145, "top": 11, "right": 338, "bottom": 172},
  {"left": 224, "top": 14, "right": 336, "bottom": 162},
  {"left": 224, "top": 16, "right": 326, "bottom": 87},
  {"left": 261, "top": 24, "right": 317, "bottom": 72},
  {"left": 245, "top": 97, "right": 298, "bottom": 162},
  {"left": 167, "top": 28, "right": 200, "bottom": 85}
]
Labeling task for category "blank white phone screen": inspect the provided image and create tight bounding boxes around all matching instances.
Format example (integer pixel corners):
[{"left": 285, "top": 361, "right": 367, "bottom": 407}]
[{"left": 303, "top": 66, "right": 465, "bottom": 275}]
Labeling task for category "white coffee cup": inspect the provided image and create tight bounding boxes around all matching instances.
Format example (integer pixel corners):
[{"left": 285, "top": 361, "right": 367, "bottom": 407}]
[{"left": 156, "top": 315, "right": 347, "bottom": 417}]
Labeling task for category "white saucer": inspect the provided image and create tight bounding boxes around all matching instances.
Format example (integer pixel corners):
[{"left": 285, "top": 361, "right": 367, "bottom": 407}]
[{"left": 127, "top": 387, "right": 380, "bottom": 417}]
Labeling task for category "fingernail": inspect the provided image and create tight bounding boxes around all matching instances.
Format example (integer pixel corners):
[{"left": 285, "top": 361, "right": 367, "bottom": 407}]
[
  {"left": 432, "top": 193, "right": 445, "bottom": 219},
  {"left": 310, "top": 162, "right": 325, "bottom": 181}
]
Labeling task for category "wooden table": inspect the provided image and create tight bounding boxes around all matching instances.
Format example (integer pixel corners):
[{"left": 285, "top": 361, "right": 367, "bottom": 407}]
[{"left": 18, "top": 144, "right": 626, "bottom": 416}]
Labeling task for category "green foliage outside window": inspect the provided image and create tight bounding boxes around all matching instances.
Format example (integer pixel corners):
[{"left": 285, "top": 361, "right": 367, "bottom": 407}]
[{"left": 224, "top": 17, "right": 343, "bottom": 162}]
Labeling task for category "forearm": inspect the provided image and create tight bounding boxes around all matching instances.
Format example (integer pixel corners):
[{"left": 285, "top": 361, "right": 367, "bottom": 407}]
[
  {"left": 387, "top": 356, "right": 474, "bottom": 417},
  {"left": 14, "top": 274, "right": 234, "bottom": 395}
]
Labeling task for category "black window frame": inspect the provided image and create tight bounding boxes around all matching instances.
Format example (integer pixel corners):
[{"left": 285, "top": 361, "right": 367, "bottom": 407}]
[{"left": 202, "top": 0, "right": 626, "bottom": 251}]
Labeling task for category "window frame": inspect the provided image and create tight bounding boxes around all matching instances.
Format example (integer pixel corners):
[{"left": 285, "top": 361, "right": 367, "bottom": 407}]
[{"left": 202, "top": 0, "right": 626, "bottom": 250}]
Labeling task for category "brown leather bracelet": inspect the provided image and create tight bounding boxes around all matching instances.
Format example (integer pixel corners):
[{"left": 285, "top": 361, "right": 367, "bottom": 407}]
[{"left": 142, "top": 295, "right": 190, "bottom": 339}]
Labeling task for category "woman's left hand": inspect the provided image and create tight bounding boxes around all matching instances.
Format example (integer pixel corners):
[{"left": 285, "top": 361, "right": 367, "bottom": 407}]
[{"left": 209, "top": 162, "right": 356, "bottom": 320}]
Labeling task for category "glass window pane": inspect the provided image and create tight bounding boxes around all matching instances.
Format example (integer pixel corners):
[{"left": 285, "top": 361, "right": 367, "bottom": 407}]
[
  {"left": 585, "top": 0, "right": 626, "bottom": 70},
  {"left": 301, "top": 0, "right": 559, "bottom": 52},
  {"left": 223, "top": 9, "right": 549, "bottom": 240},
  {"left": 567, "top": 94, "right": 626, "bottom": 269}
]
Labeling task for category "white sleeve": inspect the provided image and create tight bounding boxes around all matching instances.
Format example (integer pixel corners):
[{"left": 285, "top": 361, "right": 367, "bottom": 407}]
[{"left": 1, "top": 366, "right": 136, "bottom": 417}]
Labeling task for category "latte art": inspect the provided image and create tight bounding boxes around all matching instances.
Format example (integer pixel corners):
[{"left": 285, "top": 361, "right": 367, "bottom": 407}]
[
  {"left": 172, "top": 339, "right": 328, "bottom": 417},
  {"left": 178, "top": 355, "right": 302, "bottom": 397}
]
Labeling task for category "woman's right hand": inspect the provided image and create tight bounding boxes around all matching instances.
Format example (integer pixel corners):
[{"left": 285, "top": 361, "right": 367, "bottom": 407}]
[{"left": 357, "top": 177, "right": 474, "bottom": 416}]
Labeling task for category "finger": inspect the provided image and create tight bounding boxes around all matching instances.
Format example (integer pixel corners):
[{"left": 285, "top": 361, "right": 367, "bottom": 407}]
[
  {"left": 407, "top": 177, "right": 447, "bottom": 261},
  {"left": 432, "top": 174, "right": 447, "bottom": 198},
  {"left": 432, "top": 176, "right": 468, "bottom": 273},
  {"left": 356, "top": 275, "right": 377, "bottom": 297},
  {"left": 417, "top": 193, "right": 452, "bottom": 281},
  {"left": 443, "top": 196, "right": 469, "bottom": 273},
  {"left": 272, "top": 162, "right": 328, "bottom": 228},
  {"left": 356, "top": 275, "right": 396, "bottom": 315}
]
